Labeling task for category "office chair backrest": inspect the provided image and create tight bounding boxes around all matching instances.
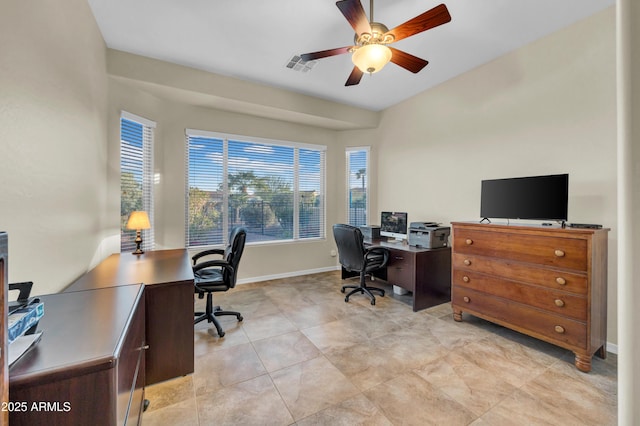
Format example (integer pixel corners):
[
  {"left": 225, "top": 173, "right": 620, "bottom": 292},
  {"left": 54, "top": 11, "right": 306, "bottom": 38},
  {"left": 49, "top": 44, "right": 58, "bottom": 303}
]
[
  {"left": 225, "top": 227, "right": 247, "bottom": 288},
  {"left": 332, "top": 224, "right": 366, "bottom": 272}
]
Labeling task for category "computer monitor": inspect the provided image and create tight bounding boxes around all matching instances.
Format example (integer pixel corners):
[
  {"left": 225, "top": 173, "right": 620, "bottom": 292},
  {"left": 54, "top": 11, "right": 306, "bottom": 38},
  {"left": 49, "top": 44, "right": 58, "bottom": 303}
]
[{"left": 380, "top": 211, "right": 408, "bottom": 241}]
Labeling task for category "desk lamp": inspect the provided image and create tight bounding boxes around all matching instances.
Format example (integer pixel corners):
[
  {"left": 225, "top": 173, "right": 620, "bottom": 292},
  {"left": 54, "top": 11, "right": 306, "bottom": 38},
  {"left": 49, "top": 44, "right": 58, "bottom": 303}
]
[{"left": 126, "top": 211, "right": 151, "bottom": 255}]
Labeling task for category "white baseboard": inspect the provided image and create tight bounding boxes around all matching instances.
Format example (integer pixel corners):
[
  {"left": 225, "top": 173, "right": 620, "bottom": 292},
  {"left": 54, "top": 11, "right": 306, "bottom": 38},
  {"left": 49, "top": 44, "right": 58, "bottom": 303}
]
[
  {"left": 236, "top": 266, "right": 340, "bottom": 285},
  {"left": 606, "top": 342, "right": 618, "bottom": 355}
]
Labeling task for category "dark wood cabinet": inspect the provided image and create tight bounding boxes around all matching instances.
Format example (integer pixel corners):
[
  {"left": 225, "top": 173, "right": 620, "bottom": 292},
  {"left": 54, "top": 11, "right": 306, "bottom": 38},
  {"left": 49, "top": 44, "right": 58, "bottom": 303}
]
[
  {"left": 386, "top": 249, "right": 416, "bottom": 292},
  {"left": 9, "top": 284, "right": 145, "bottom": 426},
  {"left": 357, "top": 241, "right": 451, "bottom": 311},
  {"left": 451, "top": 222, "right": 608, "bottom": 372},
  {"left": 66, "top": 249, "right": 195, "bottom": 385}
]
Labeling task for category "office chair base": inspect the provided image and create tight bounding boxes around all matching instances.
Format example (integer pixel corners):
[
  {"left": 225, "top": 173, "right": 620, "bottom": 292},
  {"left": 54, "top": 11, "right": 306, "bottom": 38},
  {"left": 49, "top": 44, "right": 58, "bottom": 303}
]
[
  {"left": 194, "top": 294, "right": 243, "bottom": 337},
  {"left": 341, "top": 284, "right": 385, "bottom": 305}
]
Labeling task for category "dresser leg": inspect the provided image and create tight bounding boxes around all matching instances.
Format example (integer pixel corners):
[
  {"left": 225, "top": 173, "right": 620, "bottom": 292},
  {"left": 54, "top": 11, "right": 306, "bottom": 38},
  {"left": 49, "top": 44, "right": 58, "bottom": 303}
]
[
  {"left": 596, "top": 345, "right": 607, "bottom": 359},
  {"left": 574, "top": 353, "right": 592, "bottom": 372},
  {"left": 453, "top": 307, "right": 463, "bottom": 322}
]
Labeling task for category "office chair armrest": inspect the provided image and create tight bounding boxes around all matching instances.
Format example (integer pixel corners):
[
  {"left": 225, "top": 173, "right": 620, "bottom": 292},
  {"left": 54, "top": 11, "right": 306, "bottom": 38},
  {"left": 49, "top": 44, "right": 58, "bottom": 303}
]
[
  {"left": 192, "top": 259, "right": 235, "bottom": 275},
  {"left": 364, "top": 246, "right": 389, "bottom": 267},
  {"left": 192, "top": 248, "right": 226, "bottom": 265}
]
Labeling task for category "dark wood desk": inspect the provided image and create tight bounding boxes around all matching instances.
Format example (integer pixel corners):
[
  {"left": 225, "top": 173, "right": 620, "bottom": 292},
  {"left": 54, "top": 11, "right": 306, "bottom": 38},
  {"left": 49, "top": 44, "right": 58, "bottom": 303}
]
[
  {"left": 10, "top": 285, "right": 145, "bottom": 426},
  {"left": 350, "top": 240, "right": 451, "bottom": 311},
  {"left": 65, "top": 249, "right": 194, "bottom": 385}
]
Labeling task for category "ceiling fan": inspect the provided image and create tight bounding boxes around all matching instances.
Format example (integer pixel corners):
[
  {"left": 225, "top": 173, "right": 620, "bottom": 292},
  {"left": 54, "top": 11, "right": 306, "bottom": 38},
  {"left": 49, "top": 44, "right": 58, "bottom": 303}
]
[{"left": 300, "top": 0, "right": 451, "bottom": 86}]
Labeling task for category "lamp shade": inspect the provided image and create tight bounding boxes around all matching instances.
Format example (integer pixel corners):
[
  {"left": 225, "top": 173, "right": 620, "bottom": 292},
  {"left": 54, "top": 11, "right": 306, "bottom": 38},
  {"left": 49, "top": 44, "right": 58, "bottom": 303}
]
[
  {"left": 126, "top": 211, "right": 151, "bottom": 230},
  {"left": 352, "top": 44, "right": 392, "bottom": 74}
]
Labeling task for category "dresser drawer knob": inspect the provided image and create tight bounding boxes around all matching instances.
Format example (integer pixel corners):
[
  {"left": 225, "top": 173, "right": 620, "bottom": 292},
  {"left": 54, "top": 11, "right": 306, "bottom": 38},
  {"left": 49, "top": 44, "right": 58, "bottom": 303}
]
[
  {"left": 463, "top": 296, "right": 470, "bottom": 303},
  {"left": 554, "top": 249, "right": 565, "bottom": 257},
  {"left": 463, "top": 259, "right": 472, "bottom": 266},
  {"left": 554, "top": 299, "right": 565, "bottom": 307},
  {"left": 465, "top": 239, "right": 473, "bottom": 245},
  {"left": 554, "top": 325, "right": 565, "bottom": 334},
  {"left": 462, "top": 276, "right": 470, "bottom": 283},
  {"left": 555, "top": 277, "right": 567, "bottom": 285}
]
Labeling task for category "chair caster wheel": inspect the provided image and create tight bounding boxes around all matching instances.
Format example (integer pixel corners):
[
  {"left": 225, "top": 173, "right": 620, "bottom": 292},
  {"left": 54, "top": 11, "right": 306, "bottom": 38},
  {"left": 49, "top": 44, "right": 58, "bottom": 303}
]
[
  {"left": 371, "top": 300, "right": 376, "bottom": 305},
  {"left": 238, "top": 316, "right": 244, "bottom": 322},
  {"left": 341, "top": 288, "right": 345, "bottom": 293},
  {"left": 345, "top": 297, "right": 349, "bottom": 303},
  {"left": 218, "top": 331, "right": 225, "bottom": 338}
]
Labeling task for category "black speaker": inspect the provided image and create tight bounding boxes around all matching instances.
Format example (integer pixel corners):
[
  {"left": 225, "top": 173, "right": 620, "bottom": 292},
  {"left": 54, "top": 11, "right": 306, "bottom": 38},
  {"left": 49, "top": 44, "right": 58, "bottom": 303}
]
[{"left": 359, "top": 226, "right": 380, "bottom": 240}]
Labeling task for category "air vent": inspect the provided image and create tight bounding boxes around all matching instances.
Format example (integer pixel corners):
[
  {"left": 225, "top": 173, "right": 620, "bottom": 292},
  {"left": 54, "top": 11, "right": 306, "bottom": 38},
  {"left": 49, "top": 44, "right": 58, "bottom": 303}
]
[{"left": 285, "top": 55, "right": 317, "bottom": 73}]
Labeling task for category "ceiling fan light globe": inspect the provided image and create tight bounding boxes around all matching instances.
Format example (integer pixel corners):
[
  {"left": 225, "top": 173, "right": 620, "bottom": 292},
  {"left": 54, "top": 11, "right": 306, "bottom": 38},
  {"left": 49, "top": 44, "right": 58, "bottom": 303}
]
[{"left": 352, "top": 44, "right": 392, "bottom": 74}]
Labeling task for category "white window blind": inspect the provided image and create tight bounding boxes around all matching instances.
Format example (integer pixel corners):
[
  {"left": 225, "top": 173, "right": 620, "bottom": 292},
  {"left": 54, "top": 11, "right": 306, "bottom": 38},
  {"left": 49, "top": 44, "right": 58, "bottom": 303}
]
[
  {"left": 346, "top": 147, "right": 369, "bottom": 227},
  {"left": 186, "top": 130, "right": 325, "bottom": 247},
  {"left": 120, "top": 112, "right": 155, "bottom": 252}
]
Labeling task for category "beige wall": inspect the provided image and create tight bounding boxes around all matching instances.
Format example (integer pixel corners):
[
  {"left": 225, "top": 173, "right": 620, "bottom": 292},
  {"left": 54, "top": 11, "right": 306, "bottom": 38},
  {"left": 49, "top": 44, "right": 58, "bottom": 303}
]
[
  {"left": 339, "top": 7, "right": 618, "bottom": 343},
  {"left": 0, "top": 0, "right": 109, "bottom": 295}
]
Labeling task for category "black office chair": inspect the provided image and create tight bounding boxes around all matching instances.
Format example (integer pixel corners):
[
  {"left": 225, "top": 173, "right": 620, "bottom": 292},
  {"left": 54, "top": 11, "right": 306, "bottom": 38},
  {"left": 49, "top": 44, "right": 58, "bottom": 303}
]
[
  {"left": 193, "top": 227, "right": 247, "bottom": 337},
  {"left": 333, "top": 224, "right": 389, "bottom": 305}
]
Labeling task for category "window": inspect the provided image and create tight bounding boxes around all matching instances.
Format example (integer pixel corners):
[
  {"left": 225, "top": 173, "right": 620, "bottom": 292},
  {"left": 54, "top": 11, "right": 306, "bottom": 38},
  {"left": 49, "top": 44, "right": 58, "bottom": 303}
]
[
  {"left": 346, "top": 147, "right": 369, "bottom": 227},
  {"left": 120, "top": 112, "right": 155, "bottom": 252},
  {"left": 186, "top": 130, "right": 326, "bottom": 247}
]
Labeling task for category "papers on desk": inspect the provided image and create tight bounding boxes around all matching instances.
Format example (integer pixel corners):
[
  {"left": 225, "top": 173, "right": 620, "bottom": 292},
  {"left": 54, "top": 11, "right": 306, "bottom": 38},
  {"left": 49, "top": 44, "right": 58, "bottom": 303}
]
[
  {"left": 8, "top": 300, "right": 45, "bottom": 368},
  {"left": 9, "top": 331, "right": 43, "bottom": 368},
  {"left": 8, "top": 301, "right": 44, "bottom": 344}
]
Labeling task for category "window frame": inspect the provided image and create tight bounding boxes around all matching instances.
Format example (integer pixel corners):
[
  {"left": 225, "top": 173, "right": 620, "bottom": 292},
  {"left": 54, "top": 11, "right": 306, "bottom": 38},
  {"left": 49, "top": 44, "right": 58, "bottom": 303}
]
[
  {"left": 346, "top": 146, "right": 370, "bottom": 227},
  {"left": 120, "top": 111, "right": 155, "bottom": 253},
  {"left": 185, "top": 129, "right": 326, "bottom": 248}
]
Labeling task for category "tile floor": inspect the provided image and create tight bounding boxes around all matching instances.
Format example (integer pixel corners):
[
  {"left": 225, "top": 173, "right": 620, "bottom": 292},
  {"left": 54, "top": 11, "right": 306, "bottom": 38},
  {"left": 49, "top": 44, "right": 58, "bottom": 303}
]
[{"left": 141, "top": 271, "right": 617, "bottom": 426}]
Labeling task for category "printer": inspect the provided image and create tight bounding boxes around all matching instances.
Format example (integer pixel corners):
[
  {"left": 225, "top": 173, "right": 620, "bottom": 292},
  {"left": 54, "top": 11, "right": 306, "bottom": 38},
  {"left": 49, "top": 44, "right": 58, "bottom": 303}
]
[{"left": 408, "top": 222, "right": 451, "bottom": 248}]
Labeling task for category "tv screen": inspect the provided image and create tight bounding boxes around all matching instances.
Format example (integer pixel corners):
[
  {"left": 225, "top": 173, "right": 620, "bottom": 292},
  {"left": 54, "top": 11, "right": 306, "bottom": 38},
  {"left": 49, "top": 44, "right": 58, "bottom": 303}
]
[
  {"left": 480, "top": 174, "right": 569, "bottom": 221},
  {"left": 380, "top": 211, "right": 408, "bottom": 240}
]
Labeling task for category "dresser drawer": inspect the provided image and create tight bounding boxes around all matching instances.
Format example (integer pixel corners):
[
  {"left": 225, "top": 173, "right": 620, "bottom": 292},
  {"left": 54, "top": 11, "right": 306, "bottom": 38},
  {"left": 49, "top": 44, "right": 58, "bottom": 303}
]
[
  {"left": 452, "top": 287, "right": 587, "bottom": 349},
  {"left": 386, "top": 250, "right": 415, "bottom": 292},
  {"left": 453, "top": 229, "right": 588, "bottom": 271},
  {"left": 452, "top": 270, "right": 587, "bottom": 321},
  {"left": 452, "top": 253, "right": 588, "bottom": 295}
]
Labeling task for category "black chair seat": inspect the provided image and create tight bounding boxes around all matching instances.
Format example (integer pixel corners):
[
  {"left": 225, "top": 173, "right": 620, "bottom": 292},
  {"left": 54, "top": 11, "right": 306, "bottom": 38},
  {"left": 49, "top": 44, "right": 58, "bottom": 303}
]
[{"left": 194, "top": 270, "right": 227, "bottom": 292}]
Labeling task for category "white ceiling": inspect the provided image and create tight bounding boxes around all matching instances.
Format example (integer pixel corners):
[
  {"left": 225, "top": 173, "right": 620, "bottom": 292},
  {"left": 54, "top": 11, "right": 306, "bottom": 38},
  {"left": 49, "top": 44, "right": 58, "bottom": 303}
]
[{"left": 88, "top": 0, "right": 614, "bottom": 112}]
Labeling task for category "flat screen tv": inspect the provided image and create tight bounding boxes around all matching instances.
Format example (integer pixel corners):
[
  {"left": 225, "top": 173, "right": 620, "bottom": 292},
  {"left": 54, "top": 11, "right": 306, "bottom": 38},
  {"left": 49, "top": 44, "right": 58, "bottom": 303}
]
[
  {"left": 480, "top": 174, "right": 569, "bottom": 222},
  {"left": 380, "top": 211, "right": 408, "bottom": 241}
]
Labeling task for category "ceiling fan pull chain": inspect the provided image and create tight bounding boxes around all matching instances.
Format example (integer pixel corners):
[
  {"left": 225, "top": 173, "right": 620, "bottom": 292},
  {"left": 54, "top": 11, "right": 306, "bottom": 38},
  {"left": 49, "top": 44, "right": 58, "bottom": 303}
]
[{"left": 370, "top": 0, "right": 374, "bottom": 23}]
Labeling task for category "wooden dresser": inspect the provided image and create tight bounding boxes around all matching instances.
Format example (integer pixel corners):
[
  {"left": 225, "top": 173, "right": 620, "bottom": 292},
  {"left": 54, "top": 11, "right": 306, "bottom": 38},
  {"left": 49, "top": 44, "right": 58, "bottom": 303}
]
[{"left": 450, "top": 222, "right": 608, "bottom": 372}]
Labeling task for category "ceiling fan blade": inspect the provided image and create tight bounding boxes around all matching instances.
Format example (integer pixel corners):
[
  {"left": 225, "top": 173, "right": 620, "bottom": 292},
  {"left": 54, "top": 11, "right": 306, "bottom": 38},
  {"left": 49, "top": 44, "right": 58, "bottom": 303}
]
[
  {"left": 388, "top": 47, "right": 429, "bottom": 73},
  {"left": 300, "top": 46, "right": 352, "bottom": 61},
  {"left": 336, "top": 0, "right": 371, "bottom": 36},
  {"left": 384, "top": 4, "right": 451, "bottom": 43},
  {"left": 345, "top": 66, "right": 364, "bottom": 86}
]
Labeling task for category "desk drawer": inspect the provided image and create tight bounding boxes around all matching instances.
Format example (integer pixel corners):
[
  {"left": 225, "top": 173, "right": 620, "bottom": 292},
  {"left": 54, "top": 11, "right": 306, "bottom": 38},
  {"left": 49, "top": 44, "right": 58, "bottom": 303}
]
[
  {"left": 117, "top": 293, "right": 146, "bottom": 425},
  {"left": 386, "top": 251, "right": 415, "bottom": 292},
  {"left": 452, "top": 287, "right": 587, "bottom": 349}
]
